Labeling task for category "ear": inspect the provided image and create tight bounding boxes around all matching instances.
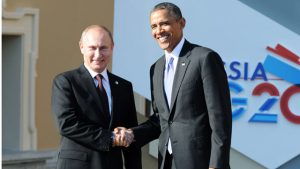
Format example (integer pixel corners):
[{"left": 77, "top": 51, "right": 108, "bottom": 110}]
[
  {"left": 111, "top": 43, "right": 114, "bottom": 50},
  {"left": 79, "top": 41, "right": 85, "bottom": 54},
  {"left": 180, "top": 17, "right": 186, "bottom": 29}
]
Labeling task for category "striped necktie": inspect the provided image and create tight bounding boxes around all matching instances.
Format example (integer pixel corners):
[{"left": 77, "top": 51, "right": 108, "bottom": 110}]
[
  {"left": 95, "top": 74, "right": 110, "bottom": 121},
  {"left": 164, "top": 57, "right": 174, "bottom": 107}
]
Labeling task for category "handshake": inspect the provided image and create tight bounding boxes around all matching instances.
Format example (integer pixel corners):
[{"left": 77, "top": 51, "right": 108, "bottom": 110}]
[{"left": 112, "top": 127, "right": 135, "bottom": 147}]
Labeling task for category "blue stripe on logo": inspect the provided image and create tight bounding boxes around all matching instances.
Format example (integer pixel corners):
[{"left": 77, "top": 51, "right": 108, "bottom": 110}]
[{"left": 263, "top": 55, "right": 300, "bottom": 84}]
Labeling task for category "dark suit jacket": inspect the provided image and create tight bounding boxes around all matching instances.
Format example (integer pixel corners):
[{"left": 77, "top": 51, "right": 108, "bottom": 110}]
[
  {"left": 51, "top": 65, "right": 142, "bottom": 169},
  {"left": 132, "top": 40, "right": 232, "bottom": 169}
]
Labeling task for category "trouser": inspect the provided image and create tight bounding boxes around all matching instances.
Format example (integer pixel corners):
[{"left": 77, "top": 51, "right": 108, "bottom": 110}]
[{"left": 164, "top": 151, "right": 176, "bottom": 169}]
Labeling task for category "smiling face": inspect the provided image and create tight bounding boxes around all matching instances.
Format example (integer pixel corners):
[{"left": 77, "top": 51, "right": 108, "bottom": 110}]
[
  {"left": 150, "top": 9, "right": 185, "bottom": 53},
  {"left": 79, "top": 26, "right": 114, "bottom": 73}
]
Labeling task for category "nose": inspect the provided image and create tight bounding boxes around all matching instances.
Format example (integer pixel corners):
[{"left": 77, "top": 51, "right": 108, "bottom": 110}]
[
  {"left": 154, "top": 25, "right": 163, "bottom": 35},
  {"left": 94, "top": 48, "right": 101, "bottom": 58}
]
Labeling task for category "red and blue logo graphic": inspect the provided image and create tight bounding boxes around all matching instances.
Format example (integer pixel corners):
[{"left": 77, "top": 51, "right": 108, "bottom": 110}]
[
  {"left": 264, "top": 44, "right": 300, "bottom": 84},
  {"left": 228, "top": 44, "right": 300, "bottom": 124},
  {"left": 263, "top": 44, "right": 300, "bottom": 124}
]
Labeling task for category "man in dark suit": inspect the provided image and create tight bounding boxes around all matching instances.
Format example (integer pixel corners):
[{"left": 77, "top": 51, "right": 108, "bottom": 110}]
[
  {"left": 116, "top": 2, "right": 232, "bottom": 169},
  {"left": 51, "top": 25, "right": 142, "bottom": 169}
]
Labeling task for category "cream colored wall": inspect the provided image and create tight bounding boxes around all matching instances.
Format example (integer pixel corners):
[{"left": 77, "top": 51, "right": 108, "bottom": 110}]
[{"left": 5, "top": 0, "right": 114, "bottom": 149}]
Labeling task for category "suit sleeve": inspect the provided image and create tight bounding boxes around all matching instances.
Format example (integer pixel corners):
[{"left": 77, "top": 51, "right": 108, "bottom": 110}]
[
  {"left": 122, "top": 83, "right": 142, "bottom": 169},
  {"left": 201, "top": 52, "right": 232, "bottom": 168},
  {"left": 131, "top": 64, "right": 161, "bottom": 147},
  {"left": 51, "top": 74, "right": 112, "bottom": 151}
]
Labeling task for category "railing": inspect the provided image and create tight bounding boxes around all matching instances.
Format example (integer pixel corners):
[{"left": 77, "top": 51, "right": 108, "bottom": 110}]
[{"left": 2, "top": 149, "right": 57, "bottom": 169}]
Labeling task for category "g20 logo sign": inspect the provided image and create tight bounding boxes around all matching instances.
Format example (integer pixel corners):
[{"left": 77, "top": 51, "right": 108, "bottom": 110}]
[
  {"left": 226, "top": 44, "right": 300, "bottom": 124},
  {"left": 229, "top": 81, "right": 300, "bottom": 124}
]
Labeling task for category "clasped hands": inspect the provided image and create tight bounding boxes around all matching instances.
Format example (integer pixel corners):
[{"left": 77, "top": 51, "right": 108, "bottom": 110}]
[{"left": 112, "top": 127, "right": 134, "bottom": 147}]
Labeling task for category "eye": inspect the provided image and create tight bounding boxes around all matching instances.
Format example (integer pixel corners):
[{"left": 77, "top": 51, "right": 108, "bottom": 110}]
[
  {"left": 100, "top": 46, "right": 110, "bottom": 53},
  {"left": 100, "top": 46, "right": 108, "bottom": 50},
  {"left": 88, "top": 46, "right": 96, "bottom": 51},
  {"left": 161, "top": 21, "right": 170, "bottom": 27},
  {"left": 151, "top": 24, "right": 157, "bottom": 30}
]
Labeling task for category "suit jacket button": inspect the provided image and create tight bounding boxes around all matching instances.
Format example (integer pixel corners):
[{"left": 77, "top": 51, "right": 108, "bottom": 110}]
[{"left": 168, "top": 121, "right": 173, "bottom": 125}]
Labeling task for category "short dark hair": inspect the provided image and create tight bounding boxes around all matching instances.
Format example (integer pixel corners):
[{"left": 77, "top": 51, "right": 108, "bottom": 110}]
[{"left": 151, "top": 2, "right": 182, "bottom": 20}]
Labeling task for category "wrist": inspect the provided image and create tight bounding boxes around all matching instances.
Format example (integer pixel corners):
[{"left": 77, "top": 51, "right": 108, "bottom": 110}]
[
  {"left": 111, "top": 132, "right": 115, "bottom": 147},
  {"left": 127, "top": 128, "right": 135, "bottom": 141}
]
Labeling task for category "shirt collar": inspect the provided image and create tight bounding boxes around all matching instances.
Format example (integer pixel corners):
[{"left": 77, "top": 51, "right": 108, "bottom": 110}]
[
  {"left": 164, "top": 37, "right": 185, "bottom": 59},
  {"left": 84, "top": 64, "right": 109, "bottom": 81}
]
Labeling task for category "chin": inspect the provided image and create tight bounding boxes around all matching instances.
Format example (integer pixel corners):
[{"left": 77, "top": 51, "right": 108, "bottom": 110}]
[
  {"left": 92, "top": 66, "right": 102, "bottom": 72},
  {"left": 159, "top": 45, "right": 169, "bottom": 50}
]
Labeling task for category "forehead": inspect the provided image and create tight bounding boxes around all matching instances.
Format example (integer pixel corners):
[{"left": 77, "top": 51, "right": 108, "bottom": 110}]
[
  {"left": 150, "top": 9, "right": 173, "bottom": 20},
  {"left": 150, "top": 10, "right": 179, "bottom": 27},
  {"left": 82, "top": 28, "right": 111, "bottom": 45}
]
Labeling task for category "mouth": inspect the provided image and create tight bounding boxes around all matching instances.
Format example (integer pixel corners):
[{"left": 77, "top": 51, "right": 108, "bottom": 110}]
[
  {"left": 93, "top": 59, "right": 104, "bottom": 64},
  {"left": 158, "top": 34, "right": 170, "bottom": 43}
]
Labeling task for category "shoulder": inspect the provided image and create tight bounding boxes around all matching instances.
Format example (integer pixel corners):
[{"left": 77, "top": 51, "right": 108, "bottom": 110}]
[
  {"left": 185, "top": 42, "right": 221, "bottom": 62},
  {"left": 187, "top": 42, "right": 217, "bottom": 57},
  {"left": 108, "top": 72, "right": 133, "bottom": 87},
  {"left": 150, "top": 55, "right": 165, "bottom": 72},
  {"left": 53, "top": 66, "right": 83, "bottom": 83}
]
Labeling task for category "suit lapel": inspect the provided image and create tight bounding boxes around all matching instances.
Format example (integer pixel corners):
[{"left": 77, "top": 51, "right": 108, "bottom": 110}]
[
  {"left": 169, "top": 41, "right": 191, "bottom": 112},
  {"left": 155, "top": 57, "right": 170, "bottom": 112}
]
